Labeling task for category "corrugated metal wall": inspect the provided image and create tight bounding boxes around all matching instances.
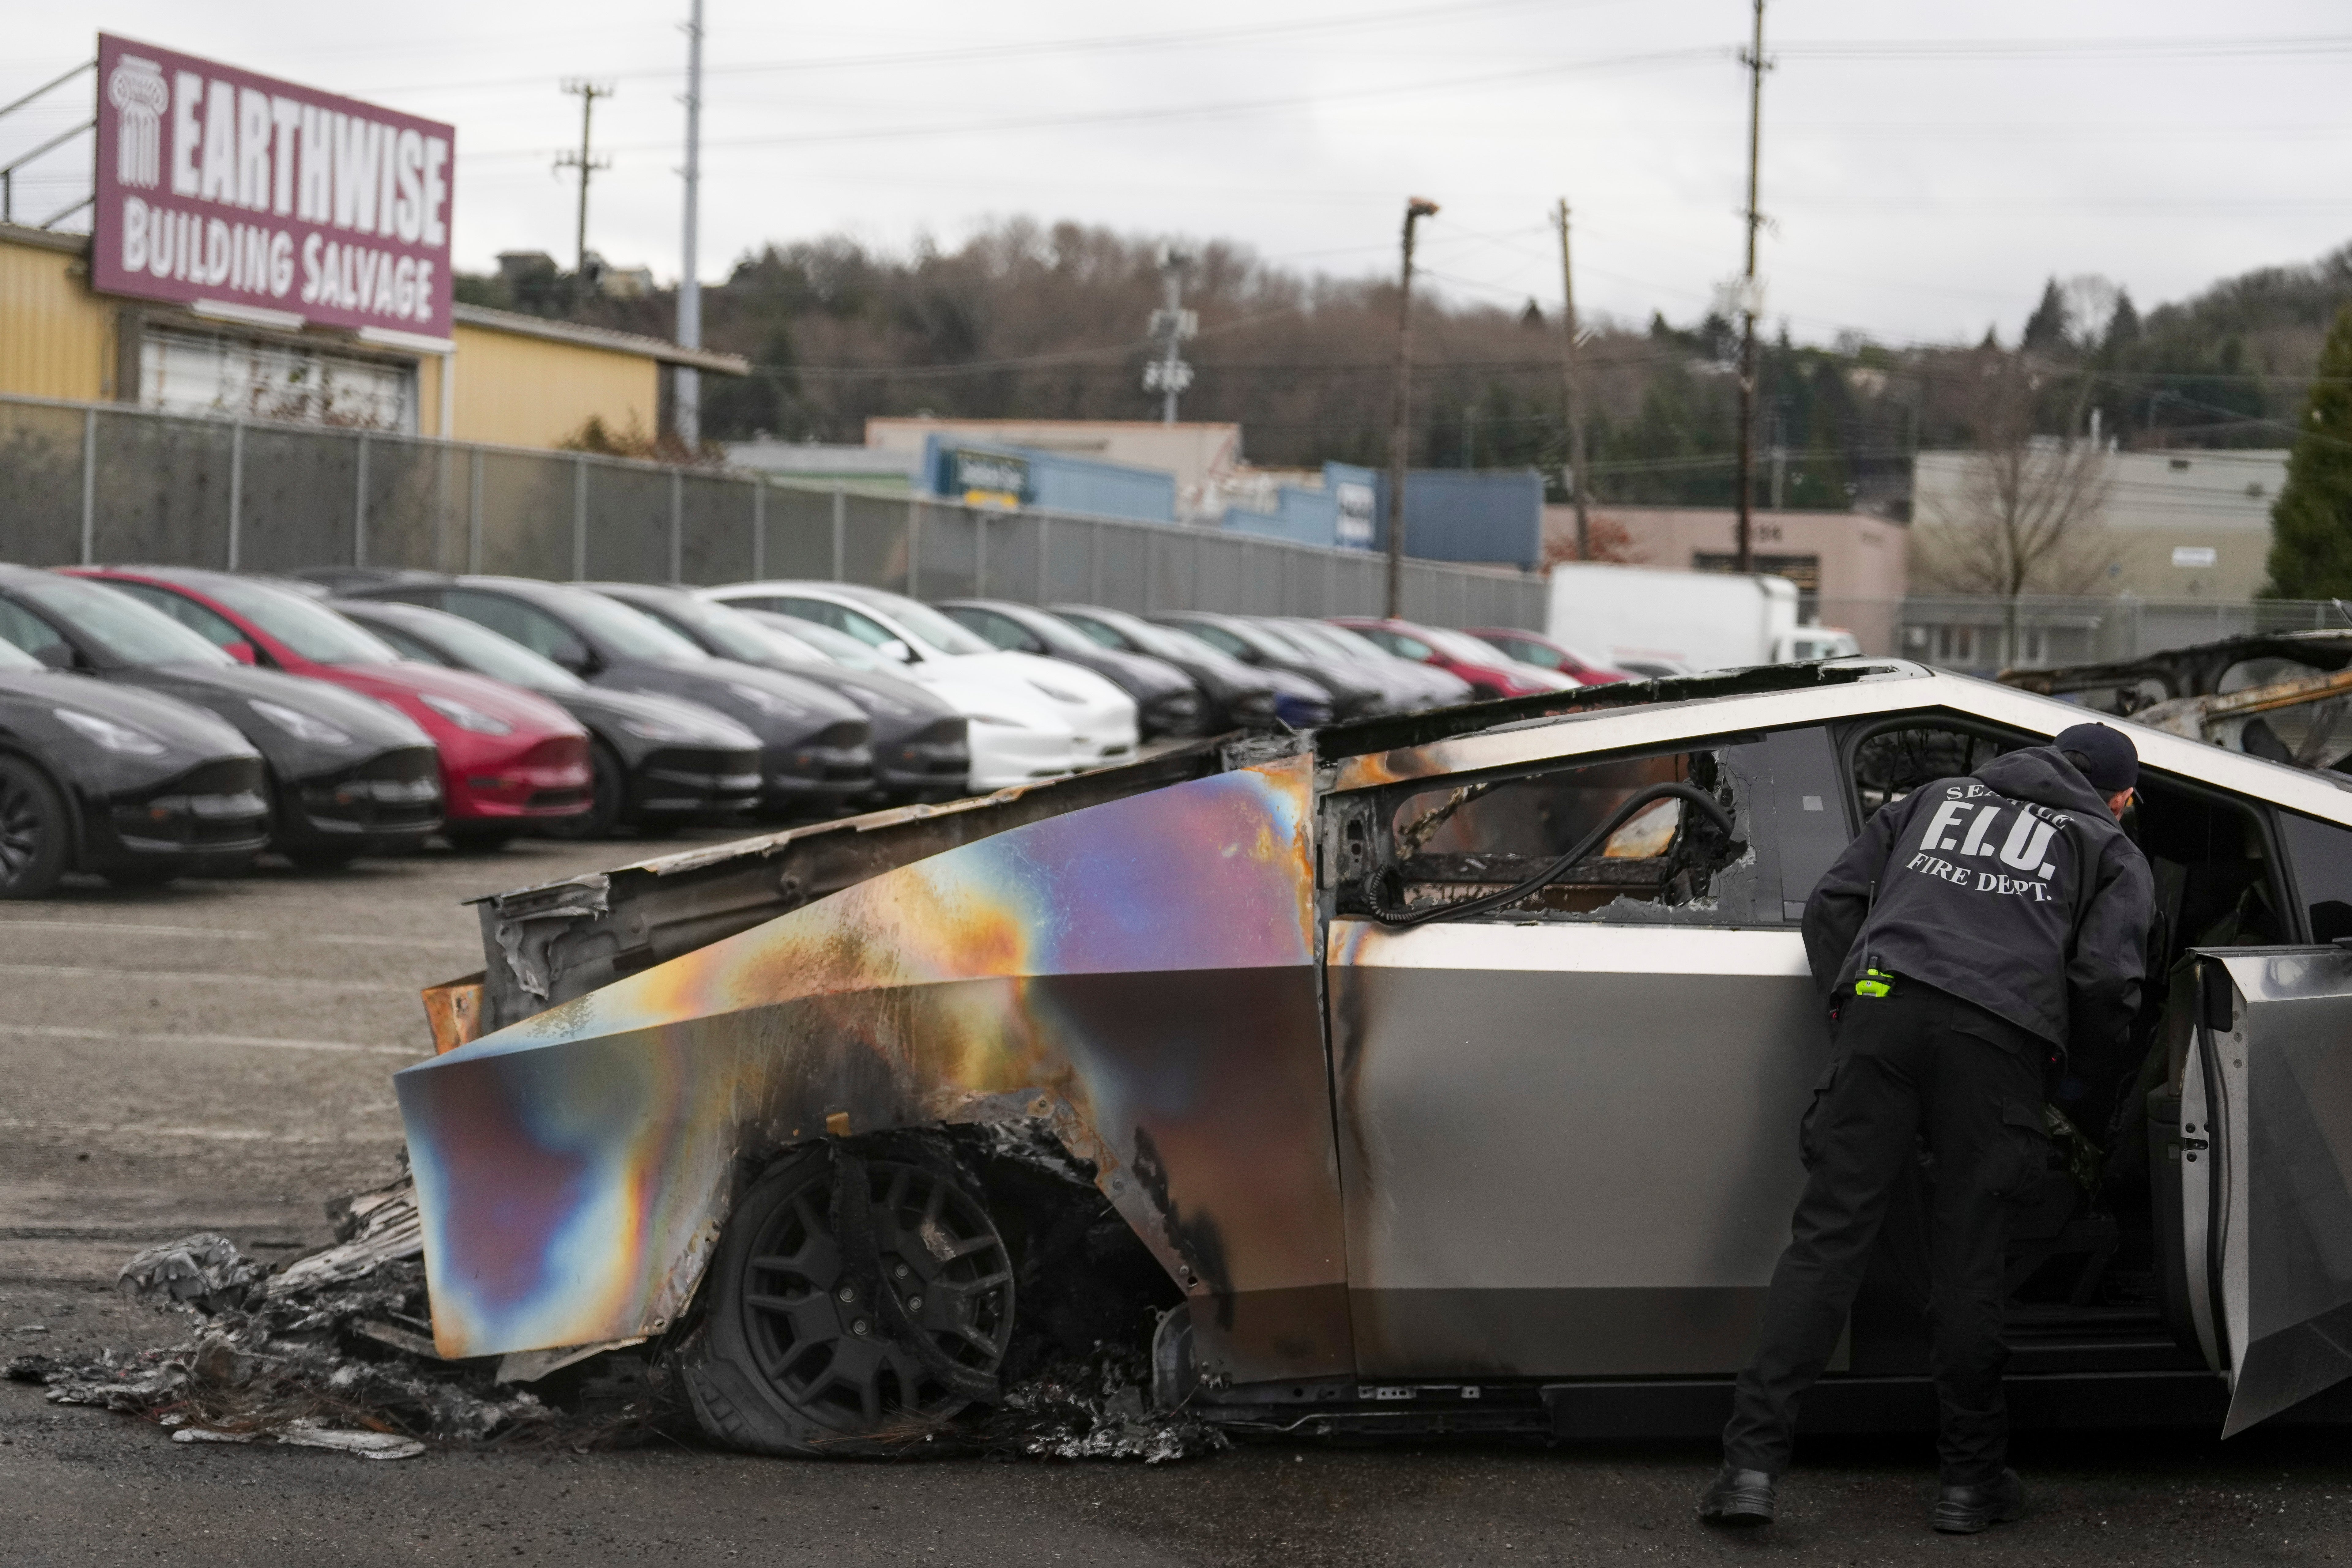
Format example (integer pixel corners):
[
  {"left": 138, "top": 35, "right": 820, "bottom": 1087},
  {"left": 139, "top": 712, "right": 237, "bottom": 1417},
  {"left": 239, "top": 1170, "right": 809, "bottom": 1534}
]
[
  {"left": 0, "top": 233, "right": 114, "bottom": 402},
  {"left": 445, "top": 322, "right": 659, "bottom": 450}
]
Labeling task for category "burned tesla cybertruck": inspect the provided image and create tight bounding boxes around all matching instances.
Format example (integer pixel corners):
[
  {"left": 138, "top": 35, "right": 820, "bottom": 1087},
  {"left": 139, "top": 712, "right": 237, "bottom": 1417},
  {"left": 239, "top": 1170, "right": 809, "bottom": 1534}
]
[{"left": 398, "top": 658, "right": 2352, "bottom": 1452}]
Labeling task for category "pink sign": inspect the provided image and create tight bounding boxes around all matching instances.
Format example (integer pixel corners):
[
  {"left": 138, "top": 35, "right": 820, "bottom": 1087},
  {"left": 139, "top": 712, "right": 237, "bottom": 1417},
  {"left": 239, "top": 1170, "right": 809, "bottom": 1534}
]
[{"left": 92, "top": 34, "right": 455, "bottom": 341}]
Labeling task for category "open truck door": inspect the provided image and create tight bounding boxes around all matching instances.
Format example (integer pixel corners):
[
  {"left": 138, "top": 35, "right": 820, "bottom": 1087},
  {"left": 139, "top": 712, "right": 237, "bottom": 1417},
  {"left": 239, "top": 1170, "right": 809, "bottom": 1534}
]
[{"left": 2186, "top": 948, "right": 2352, "bottom": 1436}]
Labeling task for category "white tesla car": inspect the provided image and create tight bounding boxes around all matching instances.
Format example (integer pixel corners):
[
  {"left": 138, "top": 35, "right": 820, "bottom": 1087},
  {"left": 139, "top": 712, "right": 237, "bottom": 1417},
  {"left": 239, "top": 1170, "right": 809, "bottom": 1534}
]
[{"left": 702, "top": 582, "right": 1139, "bottom": 788}]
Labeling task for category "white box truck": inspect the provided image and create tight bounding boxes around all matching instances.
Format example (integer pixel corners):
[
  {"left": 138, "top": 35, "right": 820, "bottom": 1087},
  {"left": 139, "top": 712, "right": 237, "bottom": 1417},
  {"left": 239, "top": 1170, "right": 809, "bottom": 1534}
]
[{"left": 1546, "top": 563, "right": 1859, "bottom": 676}]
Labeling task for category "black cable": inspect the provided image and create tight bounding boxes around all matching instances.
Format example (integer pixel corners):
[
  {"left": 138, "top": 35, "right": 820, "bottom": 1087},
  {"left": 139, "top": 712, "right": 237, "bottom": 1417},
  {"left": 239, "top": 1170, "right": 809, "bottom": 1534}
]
[{"left": 1363, "top": 780, "right": 1734, "bottom": 928}]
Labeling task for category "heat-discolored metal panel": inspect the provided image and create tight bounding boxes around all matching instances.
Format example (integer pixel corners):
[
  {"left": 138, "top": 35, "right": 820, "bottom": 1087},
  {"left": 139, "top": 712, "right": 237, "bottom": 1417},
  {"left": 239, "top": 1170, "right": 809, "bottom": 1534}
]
[
  {"left": 1328, "top": 919, "right": 1825, "bottom": 1376},
  {"left": 396, "top": 754, "right": 1348, "bottom": 1382}
]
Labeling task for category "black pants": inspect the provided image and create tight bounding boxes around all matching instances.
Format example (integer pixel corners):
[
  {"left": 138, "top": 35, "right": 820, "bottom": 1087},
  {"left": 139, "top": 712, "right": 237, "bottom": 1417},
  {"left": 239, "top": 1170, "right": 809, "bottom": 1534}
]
[{"left": 1722, "top": 978, "right": 2050, "bottom": 1485}]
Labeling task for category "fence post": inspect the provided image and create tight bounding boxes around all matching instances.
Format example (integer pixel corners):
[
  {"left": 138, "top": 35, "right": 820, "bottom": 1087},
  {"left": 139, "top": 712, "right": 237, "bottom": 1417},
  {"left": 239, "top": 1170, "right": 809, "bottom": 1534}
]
[
  {"left": 572, "top": 456, "right": 587, "bottom": 580},
  {"left": 467, "top": 448, "right": 482, "bottom": 574},
  {"left": 831, "top": 483, "right": 845, "bottom": 582},
  {"left": 226, "top": 419, "right": 243, "bottom": 571},
  {"left": 1090, "top": 521, "right": 1103, "bottom": 603},
  {"left": 1142, "top": 531, "right": 1154, "bottom": 613},
  {"left": 907, "top": 500, "right": 922, "bottom": 596},
  {"left": 354, "top": 433, "right": 369, "bottom": 567},
  {"left": 975, "top": 508, "right": 988, "bottom": 597},
  {"left": 669, "top": 470, "right": 684, "bottom": 584},
  {"left": 751, "top": 478, "right": 765, "bottom": 580},
  {"left": 1038, "top": 516, "right": 1051, "bottom": 601},
  {"left": 78, "top": 406, "right": 95, "bottom": 565}
]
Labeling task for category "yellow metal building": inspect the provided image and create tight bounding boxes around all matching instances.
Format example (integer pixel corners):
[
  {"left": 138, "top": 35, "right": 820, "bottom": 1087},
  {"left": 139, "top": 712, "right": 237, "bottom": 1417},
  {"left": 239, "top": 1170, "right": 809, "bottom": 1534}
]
[{"left": 0, "top": 221, "right": 744, "bottom": 449}]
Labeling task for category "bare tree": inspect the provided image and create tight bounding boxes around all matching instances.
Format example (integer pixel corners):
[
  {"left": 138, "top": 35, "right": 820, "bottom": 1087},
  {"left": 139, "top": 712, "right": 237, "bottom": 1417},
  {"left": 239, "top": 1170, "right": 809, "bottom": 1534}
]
[{"left": 1913, "top": 350, "right": 2111, "bottom": 665}]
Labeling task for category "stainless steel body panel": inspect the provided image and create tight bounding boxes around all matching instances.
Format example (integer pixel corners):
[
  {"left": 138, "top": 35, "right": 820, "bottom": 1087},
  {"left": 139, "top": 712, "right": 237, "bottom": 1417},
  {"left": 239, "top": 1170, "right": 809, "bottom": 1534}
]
[
  {"left": 1327, "top": 920, "right": 1825, "bottom": 1376},
  {"left": 2199, "top": 947, "right": 2352, "bottom": 1435}
]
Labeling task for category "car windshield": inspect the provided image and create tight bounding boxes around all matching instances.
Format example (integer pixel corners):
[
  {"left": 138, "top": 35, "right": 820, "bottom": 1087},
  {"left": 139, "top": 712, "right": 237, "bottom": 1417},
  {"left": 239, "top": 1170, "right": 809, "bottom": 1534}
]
[
  {"left": 1244, "top": 622, "right": 1325, "bottom": 660},
  {"left": 835, "top": 588, "right": 994, "bottom": 656},
  {"left": 1276, "top": 621, "right": 1360, "bottom": 659},
  {"left": 198, "top": 576, "right": 401, "bottom": 664},
  {"left": 997, "top": 607, "right": 1096, "bottom": 657},
  {"left": 1487, "top": 634, "right": 1567, "bottom": 670},
  {"left": 606, "top": 590, "right": 780, "bottom": 664},
  {"left": 541, "top": 587, "right": 709, "bottom": 662},
  {"left": 1420, "top": 625, "right": 1513, "bottom": 665},
  {"left": 1307, "top": 622, "right": 1394, "bottom": 660},
  {"left": 375, "top": 608, "right": 583, "bottom": 692},
  {"left": 22, "top": 576, "right": 233, "bottom": 667},
  {"left": 0, "top": 633, "right": 40, "bottom": 671},
  {"left": 1075, "top": 609, "right": 1203, "bottom": 663},
  {"left": 751, "top": 613, "right": 881, "bottom": 670}
]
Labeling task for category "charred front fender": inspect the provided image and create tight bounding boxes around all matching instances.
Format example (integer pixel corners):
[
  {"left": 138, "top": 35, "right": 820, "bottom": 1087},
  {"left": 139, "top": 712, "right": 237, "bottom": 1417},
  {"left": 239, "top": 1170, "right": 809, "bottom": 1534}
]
[{"left": 395, "top": 753, "right": 1351, "bottom": 1384}]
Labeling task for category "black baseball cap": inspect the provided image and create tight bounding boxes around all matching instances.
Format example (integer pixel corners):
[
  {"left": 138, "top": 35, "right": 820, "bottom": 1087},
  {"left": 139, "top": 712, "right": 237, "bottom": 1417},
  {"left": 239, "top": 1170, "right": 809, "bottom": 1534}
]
[{"left": 2054, "top": 722, "right": 2138, "bottom": 793}]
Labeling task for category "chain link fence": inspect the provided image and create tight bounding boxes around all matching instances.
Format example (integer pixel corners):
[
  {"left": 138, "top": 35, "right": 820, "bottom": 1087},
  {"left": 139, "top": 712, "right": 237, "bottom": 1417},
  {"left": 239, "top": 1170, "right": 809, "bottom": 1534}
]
[
  {"left": 0, "top": 392, "right": 1544, "bottom": 629},
  {"left": 1815, "top": 594, "right": 2348, "bottom": 674}
]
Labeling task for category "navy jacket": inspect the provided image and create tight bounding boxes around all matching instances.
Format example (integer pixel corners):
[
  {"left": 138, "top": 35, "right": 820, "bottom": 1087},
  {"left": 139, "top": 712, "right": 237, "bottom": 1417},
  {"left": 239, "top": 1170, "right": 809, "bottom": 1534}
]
[{"left": 1802, "top": 747, "right": 2154, "bottom": 1060}]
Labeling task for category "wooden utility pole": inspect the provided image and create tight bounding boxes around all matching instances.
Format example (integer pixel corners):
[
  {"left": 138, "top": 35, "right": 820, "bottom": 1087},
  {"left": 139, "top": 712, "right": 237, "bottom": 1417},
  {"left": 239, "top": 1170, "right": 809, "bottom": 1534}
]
[
  {"left": 1554, "top": 199, "right": 1593, "bottom": 561},
  {"left": 1386, "top": 196, "right": 1439, "bottom": 619},
  {"left": 555, "top": 81, "right": 614, "bottom": 278},
  {"left": 1734, "top": 0, "right": 1768, "bottom": 573}
]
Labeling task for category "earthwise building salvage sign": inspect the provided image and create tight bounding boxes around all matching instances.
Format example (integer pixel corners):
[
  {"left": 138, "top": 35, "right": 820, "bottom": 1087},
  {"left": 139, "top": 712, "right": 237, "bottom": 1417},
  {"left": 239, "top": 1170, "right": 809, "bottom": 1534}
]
[{"left": 93, "top": 34, "right": 455, "bottom": 341}]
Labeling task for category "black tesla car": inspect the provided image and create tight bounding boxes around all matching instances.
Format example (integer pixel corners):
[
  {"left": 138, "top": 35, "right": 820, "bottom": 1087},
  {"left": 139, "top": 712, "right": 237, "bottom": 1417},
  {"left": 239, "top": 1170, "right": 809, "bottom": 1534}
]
[
  {"left": 0, "top": 567, "right": 439, "bottom": 868},
  {"left": 1048, "top": 604, "right": 1307, "bottom": 730},
  {"left": 331, "top": 598, "right": 763, "bottom": 839},
  {"left": 0, "top": 634, "right": 270, "bottom": 896},
  {"left": 574, "top": 582, "right": 971, "bottom": 804},
  {"left": 333, "top": 575, "right": 876, "bottom": 818},
  {"left": 1152, "top": 610, "right": 1391, "bottom": 721},
  {"left": 935, "top": 598, "right": 1204, "bottom": 739}
]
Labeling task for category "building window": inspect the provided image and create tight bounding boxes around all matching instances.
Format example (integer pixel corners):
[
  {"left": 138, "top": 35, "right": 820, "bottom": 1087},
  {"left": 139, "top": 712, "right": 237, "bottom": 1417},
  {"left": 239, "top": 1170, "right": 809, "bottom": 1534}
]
[{"left": 138, "top": 328, "right": 415, "bottom": 432}]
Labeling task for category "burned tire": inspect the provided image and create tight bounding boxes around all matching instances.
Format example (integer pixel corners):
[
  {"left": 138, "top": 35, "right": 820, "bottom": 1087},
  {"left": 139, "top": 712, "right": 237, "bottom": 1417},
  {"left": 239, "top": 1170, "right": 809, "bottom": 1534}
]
[{"left": 678, "top": 1141, "right": 1015, "bottom": 1456}]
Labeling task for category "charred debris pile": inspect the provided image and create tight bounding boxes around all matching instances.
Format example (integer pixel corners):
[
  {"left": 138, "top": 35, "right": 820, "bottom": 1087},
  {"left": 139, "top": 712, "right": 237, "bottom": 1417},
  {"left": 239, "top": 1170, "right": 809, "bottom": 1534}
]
[{"left": 5, "top": 1150, "right": 1222, "bottom": 1465}]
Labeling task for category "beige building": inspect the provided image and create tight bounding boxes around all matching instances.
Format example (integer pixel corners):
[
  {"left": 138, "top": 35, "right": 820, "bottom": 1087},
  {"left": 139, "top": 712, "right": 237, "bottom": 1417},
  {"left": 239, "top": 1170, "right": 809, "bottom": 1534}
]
[
  {"left": 1553, "top": 505, "right": 1911, "bottom": 654},
  {"left": 1910, "top": 447, "right": 2287, "bottom": 601},
  {"left": 0, "top": 221, "right": 744, "bottom": 450},
  {"left": 866, "top": 417, "right": 1242, "bottom": 518}
]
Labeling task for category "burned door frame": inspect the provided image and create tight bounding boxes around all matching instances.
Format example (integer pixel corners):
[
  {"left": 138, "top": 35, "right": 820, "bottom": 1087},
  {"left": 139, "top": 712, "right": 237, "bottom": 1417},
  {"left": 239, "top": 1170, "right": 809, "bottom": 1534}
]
[{"left": 1322, "top": 719, "right": 1849, "bottom": 1378}]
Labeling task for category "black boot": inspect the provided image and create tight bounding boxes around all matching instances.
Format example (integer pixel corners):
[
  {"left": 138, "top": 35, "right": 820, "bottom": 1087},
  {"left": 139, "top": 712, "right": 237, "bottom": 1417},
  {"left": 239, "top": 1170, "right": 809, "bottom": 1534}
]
[
  {"left": 1932, "top": 1468, "right": 2025, "bottom": 1534},
  {"left": 1697, "top": 1464, "right": 1777, "bottom": 1527}
]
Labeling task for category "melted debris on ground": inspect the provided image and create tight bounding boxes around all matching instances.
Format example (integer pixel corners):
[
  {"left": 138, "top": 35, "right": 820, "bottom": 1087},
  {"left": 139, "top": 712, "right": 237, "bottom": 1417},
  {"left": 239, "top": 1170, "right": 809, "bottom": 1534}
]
[{"left": 4, "top": 1162, "right": 1224, "bottom": 1464}]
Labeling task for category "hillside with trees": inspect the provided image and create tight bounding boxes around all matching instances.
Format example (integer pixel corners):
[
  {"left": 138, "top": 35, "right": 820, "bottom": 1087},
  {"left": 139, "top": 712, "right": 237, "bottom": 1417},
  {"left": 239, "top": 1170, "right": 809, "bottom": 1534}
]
[{"left": 458, "top": 223, "right": 2352, "bottom": 515}]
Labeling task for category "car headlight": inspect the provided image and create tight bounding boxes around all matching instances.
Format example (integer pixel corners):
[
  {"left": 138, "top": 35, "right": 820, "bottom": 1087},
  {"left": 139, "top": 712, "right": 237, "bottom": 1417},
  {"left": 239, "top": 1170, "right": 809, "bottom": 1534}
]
[
  {"left": 53, "top": 707, "right": 167, "bottom": 756},
  {"left": 1027, "top": 678, "right": 1087, "bottom": 704},
  {"left": 965, "top": 711, "right": 1038, "bottom": 729},
  {"left": 419, "top": 693, "right": 514, "bottom": 735},
  {"left": 840, "top": 686, "right": 912, "bottom": 719},
  {"left": 249, "top": 698, "right": 354, "bottom": 748},
  {"left": 727, "top": 681, "right": 809, "bottom": 720},
  {"left": 621, "top": 715, "right": 720, "bottom": 742}
]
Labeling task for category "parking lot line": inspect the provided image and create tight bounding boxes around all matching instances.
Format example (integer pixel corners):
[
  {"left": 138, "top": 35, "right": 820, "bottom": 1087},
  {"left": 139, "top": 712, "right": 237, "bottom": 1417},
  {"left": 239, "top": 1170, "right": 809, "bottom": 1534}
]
[
  {"left": 0, "top": 1118, "right": 403, "bottom": 1146},
  {"left": 0, "top": 964, "right": 419, "bottom": 992},
  {"left": 0, "top": 918, "right": 476, "bottom": 951},
  {"left": 0, "top": 1024, "right": 422, "bottom": 1057}
]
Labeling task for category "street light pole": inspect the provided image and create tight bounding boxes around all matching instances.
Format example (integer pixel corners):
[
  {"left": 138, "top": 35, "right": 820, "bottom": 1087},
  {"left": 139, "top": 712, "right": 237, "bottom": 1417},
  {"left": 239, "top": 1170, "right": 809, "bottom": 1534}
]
[
  {"left": 1554, "top": 198, "right": 1593, "bottom": 561},
  {"left": 674, "top": 0, "right": 705, "bottom": 451},
  {"left": 1734, "top": 0, "right": 1769, "bottom": 573},
  {"left": 1386, "top": 196, "right": 1438, "bottom": 620}
]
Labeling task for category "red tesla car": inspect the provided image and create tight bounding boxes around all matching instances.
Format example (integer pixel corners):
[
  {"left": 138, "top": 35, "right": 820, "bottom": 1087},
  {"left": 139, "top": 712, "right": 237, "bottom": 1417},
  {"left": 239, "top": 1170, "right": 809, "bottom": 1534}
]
[
  {"left": 1459, "top": 626, "right": 1630, "bottom": 686},
  {"left": 1328, "top": 616, "right": 1579, "bottom": 699},
  {"left": 68, "top": 568, "right": 591, "bottom": 848}
]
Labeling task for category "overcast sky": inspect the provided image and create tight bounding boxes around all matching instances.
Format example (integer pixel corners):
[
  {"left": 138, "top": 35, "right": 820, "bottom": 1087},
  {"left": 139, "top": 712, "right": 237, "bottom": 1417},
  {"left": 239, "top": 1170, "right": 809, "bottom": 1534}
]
[{"left": 6, "top": 1, "right": 2346, "bottom": 347}]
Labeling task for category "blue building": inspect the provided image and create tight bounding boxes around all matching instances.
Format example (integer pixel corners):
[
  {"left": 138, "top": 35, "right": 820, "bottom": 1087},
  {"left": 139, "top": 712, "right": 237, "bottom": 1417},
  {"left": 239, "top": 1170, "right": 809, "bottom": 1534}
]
[
  {"left": 1221, "top": 462, "right": 1380, "bottom": 549},
  {"left": 1367, "top": 469, "right": 1545, "bottom": 570},
  {"left": 919, "top": 435, "right": 1176, "bottom": 525}
]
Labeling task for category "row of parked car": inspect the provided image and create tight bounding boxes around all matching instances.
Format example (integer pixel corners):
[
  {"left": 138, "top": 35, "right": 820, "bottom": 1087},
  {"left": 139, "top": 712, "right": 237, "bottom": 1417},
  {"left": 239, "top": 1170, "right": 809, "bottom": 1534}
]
[{"left": 0, "top": 563, "right": 1620, "bottom": 898}]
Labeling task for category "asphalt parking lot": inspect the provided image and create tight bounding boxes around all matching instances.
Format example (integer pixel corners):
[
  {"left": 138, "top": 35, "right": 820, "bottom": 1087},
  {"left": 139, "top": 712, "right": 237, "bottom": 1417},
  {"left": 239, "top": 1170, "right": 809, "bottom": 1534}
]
[{"left": 6, "top": 835, "right": 2352, "bottom": 1566}]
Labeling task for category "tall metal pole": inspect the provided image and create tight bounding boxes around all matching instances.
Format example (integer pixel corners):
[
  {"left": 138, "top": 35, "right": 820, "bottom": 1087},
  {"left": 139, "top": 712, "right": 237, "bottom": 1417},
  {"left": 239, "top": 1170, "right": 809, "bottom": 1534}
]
[
  {"left": 1386, "top": 197, "right": 1439, "bottom": 619},
  {"left": 1146, "top": 248, "right": 1194, "bottom": 424},
  {"left": 1554, "top": 198, "right": 1592, "bottom": 561},
  {"left": 1734, "top": 0, "right": 1768, "bottom": 573},
  {"left": 674, "top": 0, "right": 705, "bottom": 449},
  {"left": 556, "top": 81, "right": 614, "bottom": 278}
]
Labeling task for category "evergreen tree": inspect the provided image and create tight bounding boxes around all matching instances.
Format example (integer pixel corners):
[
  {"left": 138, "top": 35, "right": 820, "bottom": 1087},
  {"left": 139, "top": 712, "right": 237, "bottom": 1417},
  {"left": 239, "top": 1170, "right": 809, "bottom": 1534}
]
[
  {"left": 2265, "top": 303, "right": 2352, "bottom": 595},
  {"left": 2020, "top": 277, "right": 2070, "bottom": 352}
]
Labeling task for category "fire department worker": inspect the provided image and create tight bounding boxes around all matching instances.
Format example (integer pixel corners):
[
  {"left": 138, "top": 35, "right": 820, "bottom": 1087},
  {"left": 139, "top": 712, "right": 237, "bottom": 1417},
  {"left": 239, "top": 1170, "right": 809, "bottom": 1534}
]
[{"left": 1701, "top": 723, "right": 2153, "bottom": 1535}]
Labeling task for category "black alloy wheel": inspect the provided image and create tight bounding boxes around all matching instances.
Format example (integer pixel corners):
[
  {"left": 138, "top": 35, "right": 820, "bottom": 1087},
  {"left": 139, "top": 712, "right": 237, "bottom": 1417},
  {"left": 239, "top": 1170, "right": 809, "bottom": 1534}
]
[
  {"left": 0, "top": 756, "right": 69, "bottom": 899},
  {"left": 678, "top": 1143, "right": 1015, "bottom": 1455},
  {"left": 538, "top": 741, "right": 625, "bottom": 841}
]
